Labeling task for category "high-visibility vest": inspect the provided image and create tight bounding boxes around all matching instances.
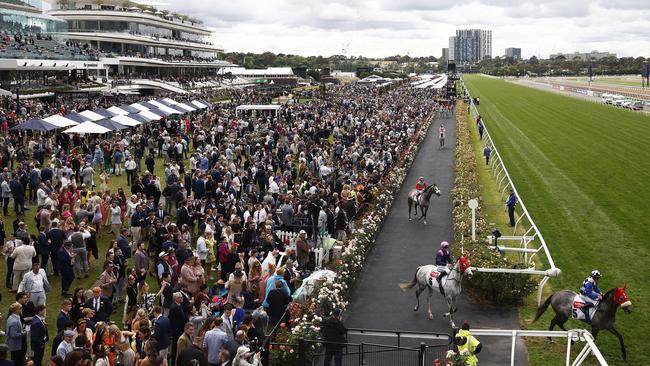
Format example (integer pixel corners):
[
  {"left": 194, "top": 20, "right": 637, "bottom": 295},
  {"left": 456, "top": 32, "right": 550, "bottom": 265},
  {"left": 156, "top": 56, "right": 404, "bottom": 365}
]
[{"left": 456, "top": 329, "right": 480, "bottom": 366}]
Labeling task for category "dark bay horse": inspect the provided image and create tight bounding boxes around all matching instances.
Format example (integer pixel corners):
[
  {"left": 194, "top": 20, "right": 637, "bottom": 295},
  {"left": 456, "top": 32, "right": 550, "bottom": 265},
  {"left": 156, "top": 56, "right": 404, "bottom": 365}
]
[
  {"left": 407, "top": 184, "right": 441, "bottom": 225},
  {"left": 533, "top": 286, "right": 633, "bottom": 360}
]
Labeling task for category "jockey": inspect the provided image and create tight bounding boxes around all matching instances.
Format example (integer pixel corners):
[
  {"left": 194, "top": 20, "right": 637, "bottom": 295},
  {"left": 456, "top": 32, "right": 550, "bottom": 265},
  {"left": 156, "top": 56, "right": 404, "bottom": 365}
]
[
  {"left": 580, "top": 270, "right": 602, "bottom": 322},
  {"left": 415, "top": 177, "right": 427, "bottom": 200},
  {"left": 416, "top": 177, "right": 427, "bottom": 191},
  {"left": 435, "top": 241, "right": 453, "bottom": 296}
]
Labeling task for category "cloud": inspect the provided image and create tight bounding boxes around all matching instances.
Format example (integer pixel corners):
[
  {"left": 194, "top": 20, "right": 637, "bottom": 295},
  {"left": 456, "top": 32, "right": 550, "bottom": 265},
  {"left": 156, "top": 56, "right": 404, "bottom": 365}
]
[{"left": 155, "top": 0, "right": 650, "bottom": 58}]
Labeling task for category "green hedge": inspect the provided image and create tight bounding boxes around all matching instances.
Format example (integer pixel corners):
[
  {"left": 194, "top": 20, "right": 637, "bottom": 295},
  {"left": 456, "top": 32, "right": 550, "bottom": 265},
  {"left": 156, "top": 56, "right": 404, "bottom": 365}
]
[{"left": 452, "top": 101, "right": 535, "bottom": 305}]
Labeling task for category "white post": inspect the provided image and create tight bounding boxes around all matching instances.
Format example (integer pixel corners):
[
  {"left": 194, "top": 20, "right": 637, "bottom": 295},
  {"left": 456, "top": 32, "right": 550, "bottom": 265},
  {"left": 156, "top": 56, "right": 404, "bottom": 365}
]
[{"left": 468, "top": 199, "right": 479, "bottom": 241}]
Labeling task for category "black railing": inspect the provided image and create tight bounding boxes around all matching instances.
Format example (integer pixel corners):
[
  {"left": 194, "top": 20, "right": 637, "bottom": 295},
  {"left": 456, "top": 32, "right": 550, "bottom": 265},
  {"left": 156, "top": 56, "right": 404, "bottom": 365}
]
[{"left": 266, "top": 328, "right": 453, "bottom": 366}]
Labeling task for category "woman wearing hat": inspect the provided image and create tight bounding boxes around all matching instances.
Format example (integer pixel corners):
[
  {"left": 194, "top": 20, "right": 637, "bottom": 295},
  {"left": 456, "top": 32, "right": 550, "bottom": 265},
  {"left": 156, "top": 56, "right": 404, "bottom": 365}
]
[{"left": 233, "top": 345, "right": 261, "bottom": 366}]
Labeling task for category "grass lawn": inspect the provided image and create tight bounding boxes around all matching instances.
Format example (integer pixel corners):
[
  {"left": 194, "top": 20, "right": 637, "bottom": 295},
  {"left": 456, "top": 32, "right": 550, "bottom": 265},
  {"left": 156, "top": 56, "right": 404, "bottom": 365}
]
[
  {"left": 0, "top": 155, "right": 173, "bottom": 358},
  {"left": 464, "top": 74, "right": 649, "bottom": 365}
]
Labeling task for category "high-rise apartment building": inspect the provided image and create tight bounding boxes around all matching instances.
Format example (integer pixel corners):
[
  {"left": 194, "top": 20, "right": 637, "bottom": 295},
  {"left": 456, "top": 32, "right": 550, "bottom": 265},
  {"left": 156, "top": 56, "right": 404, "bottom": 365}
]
[
  {"left": 450, "top": 29, "right": 492, "bottom": 62},
  {"left": 448, "top": 36, "right": 456, "bottom": 61},
  {"left": 505, "top": 47, "right": 522, "bottom": 59},
  {"left": 442, "top": 47, "right": 449, "bottom": 60}
]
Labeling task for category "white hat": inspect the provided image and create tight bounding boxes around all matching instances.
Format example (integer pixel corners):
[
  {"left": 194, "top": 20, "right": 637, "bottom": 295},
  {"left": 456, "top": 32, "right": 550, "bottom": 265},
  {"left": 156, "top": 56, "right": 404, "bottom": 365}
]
[
  {"left": 299, "top": 230, "right": 307, "bottom": 235},
  {"left": 159, "top": 251, "right": 168, "bottom": 258}
]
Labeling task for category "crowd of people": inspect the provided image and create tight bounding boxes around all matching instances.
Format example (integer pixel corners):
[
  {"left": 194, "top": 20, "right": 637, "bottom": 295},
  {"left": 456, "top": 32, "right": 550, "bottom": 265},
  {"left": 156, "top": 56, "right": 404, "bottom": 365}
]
[{"left": 0, "top": 81, "right": 441, "bottom": 366}]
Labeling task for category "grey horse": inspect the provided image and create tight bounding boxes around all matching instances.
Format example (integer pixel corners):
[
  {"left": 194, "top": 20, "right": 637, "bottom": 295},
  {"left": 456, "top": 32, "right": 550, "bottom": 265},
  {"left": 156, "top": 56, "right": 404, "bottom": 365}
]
[
  {"left": 533, "top": 286, "right": 633, "bottom": 360},
  {"left": 407, "top": 184, "right": 441, "bottom": 225},
  {"left": 399, "top": 255, "right": 473, "bottom": 327}
]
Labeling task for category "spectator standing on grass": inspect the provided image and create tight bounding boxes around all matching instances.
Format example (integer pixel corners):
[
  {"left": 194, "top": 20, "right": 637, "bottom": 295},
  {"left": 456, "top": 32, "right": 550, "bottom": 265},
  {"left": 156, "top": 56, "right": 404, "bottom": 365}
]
[
  {"left": 30, "top": 305, "right": 48, "bottom": 366},
  {"left": 506, "top": 189, "right": 517, "bottom": 227},
  {"left": 483, "top": 145, "right": 491, "bottom": 165},
  {"left": 17, "top": 260, "right": 50, "bottom": 306},
  {"left": 10, "top": 237, "right": 36, "bottom": 292}
]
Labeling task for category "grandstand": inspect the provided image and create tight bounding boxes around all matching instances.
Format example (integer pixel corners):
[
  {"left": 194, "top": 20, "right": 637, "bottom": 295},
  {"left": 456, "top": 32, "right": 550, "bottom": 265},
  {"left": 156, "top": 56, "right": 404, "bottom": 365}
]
[{"left": 0, "top": 0, "right": 238, "bottom": 95}]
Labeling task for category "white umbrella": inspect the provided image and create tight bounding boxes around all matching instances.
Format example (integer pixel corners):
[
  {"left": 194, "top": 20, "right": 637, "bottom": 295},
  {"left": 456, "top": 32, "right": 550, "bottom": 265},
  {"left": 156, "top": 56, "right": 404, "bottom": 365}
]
[
  {"left": 78, "top": 110, "right": 105, "bottom": 121},
  {"left": 43, "top": 114, "right": 78, "bottom": 127},
  {"left": 107, "top": 106, "right": 129, "bottom": 115},
  {"left": 130, "top": 103, "right": 149, "bottom": 112},
  {"left": 111, "top": 114, "right": 141, "bottom": 127},
  {"left": 63, "top": 121, "right": 111, "bottom": 134},
  {"left": 139, "top": 110, "right": 163, "bottom": 121}
]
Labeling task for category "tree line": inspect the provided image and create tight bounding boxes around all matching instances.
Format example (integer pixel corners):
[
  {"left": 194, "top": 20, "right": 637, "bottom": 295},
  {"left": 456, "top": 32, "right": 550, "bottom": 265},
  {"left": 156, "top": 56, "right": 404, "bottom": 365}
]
[{"left": 476, "top": 55, "right": 648, "bottom": 76}]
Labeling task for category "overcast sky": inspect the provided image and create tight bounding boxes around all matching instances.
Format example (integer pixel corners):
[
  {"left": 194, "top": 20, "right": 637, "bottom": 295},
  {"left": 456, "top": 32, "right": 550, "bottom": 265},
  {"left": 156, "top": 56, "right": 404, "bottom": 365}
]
[{"left": 154, "top": 0, "right": 650, "bottom": 59}]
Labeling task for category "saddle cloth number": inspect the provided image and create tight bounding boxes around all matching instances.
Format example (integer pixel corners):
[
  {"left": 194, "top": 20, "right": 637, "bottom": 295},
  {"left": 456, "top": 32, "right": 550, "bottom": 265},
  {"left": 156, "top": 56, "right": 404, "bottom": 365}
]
[{"left": 571, "top": 295, "right": 594, "bottom": 320}]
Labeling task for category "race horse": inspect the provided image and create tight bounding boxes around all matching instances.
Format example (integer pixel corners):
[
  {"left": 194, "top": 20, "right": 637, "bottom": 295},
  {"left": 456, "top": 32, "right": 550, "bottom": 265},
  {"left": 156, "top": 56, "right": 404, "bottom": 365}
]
[
  {"left": 399, "top": 255, "right": 473, "bottom": 327},
  {"left": 407, "top": 184, "right": 441, "bottom": 225},
  {"left": 533, "top": 286, "right": 633, "bottom": 360}
]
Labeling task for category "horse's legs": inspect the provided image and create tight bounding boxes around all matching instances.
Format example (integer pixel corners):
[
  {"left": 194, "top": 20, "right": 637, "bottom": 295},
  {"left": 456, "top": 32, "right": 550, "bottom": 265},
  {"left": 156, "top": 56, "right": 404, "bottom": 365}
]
[
  {"left": 608, "top": 325, "right": 627, "bottom": 361},
  {"left": 449, "top": 296, "right": 457, "bottom": 328},
  {"left": 547, "top": 315, "right": 558, "bottom": 342},
  {"left": 427, "top": 287, "right": 433, "bottom": 320},
  {"left": 414, "top": 286, "right": 421, "bottom": 312},
  {"left": 417, "top": 205, "right": 426, "bottom": 222},
  {"left": 408, "top": 200, "right": 412, "bottom": 220}
]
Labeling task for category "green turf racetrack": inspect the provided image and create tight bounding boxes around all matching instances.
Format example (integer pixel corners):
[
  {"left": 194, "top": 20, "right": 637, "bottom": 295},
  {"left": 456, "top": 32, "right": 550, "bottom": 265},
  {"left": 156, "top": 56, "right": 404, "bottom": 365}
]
[{"left": 464, "top": 74, "right": 649, "bottom": 365}]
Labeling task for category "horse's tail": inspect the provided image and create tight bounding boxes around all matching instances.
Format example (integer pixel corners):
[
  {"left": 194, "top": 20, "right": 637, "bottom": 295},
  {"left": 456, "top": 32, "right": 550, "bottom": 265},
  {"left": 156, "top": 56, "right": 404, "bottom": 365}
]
[
  {"left": 532, "top": 294, "right": 553, "bottom": 323},
  {"left": 399, "top": 267, "right": 420, "bottom": 291}
]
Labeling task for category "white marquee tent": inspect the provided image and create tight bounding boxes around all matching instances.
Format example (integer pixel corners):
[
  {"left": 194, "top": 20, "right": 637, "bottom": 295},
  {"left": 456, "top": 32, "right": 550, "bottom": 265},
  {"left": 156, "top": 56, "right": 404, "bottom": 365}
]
[{"left": 63, "top": 121, "right": 111, "bottom": 134}]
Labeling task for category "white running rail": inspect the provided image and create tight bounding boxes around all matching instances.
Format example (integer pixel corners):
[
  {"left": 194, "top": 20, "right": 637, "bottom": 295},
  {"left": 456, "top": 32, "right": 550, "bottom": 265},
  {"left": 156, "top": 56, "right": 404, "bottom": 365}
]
[
  {"left": 469, "top": 328, "right": 608, "bottom": 366},
  {"left": 460, "top": 78, "right": 561, "bottom": 305}
]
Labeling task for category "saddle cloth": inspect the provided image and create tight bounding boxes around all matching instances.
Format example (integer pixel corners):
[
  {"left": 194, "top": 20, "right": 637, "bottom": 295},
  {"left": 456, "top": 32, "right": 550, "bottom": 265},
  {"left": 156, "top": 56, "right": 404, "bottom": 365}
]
[
  {"left": 427, "top": 268, "right": 448, "bottom": 289},
  {"left": 571, "top": 294, "right": 596, "bottom": 321}
]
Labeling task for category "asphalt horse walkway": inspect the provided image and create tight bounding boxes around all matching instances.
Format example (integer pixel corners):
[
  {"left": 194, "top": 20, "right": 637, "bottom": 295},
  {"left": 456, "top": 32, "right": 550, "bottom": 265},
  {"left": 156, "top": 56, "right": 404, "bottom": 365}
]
[{"left": 344, "top": 110, "right": 527, "bottom": 365}]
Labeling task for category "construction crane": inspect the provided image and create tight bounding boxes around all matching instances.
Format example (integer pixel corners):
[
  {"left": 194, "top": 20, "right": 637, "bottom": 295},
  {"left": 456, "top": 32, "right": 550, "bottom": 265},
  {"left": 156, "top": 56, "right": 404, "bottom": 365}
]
[{"left": 342, "top": 42, "right": 350, "bottom": 56}]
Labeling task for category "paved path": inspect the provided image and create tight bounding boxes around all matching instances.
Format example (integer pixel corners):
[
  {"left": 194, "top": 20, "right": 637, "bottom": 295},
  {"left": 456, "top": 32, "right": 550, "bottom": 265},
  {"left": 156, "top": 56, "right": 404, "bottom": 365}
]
[{"left": 344, "top": 111, "right": 527, "bottom": 365}]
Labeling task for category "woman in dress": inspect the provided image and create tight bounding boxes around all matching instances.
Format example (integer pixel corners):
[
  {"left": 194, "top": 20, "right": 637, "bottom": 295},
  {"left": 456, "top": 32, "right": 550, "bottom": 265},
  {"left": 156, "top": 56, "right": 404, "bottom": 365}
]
[
  {"left": 204, "top": 231, "right": 217, "bottom": 280},
  {"left": 99, "top": 171, "right": 109, "bottom": 194},
  {"left": 247, "top": 260, "right": 263, "bottom": 303},
  {"left": 70, "top": 287, "right": 87, "bottom": 322},
  {"left": 91, "top": 202, "right": 103, "bottom": 236},
  {"left": 136, "top": 282, "right": 163, "bottom": 318},
  {"left": 131, "top": 308, "right": 150, "bottom": 334},
  {"left": 180, "top": 224, "right": 192, "bottom": 247}
]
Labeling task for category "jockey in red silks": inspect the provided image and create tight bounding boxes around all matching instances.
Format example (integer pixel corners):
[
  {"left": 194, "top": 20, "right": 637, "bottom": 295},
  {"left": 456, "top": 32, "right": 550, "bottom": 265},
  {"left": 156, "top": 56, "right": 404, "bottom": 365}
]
[
  {"left": 435, "top": 241, "right": 453, "bottom": 296},
  {"left": 415, "top": 177, "right": 427, "bottom": 200}
]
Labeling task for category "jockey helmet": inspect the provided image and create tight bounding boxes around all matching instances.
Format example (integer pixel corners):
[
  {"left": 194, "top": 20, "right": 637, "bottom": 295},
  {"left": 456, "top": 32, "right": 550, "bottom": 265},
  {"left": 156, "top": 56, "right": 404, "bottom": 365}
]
[
  {"left": 441, "top": 241, "right": 449, "bottom": 248},
  {"left": 418, "top": 176, "right": 424, "bottom": 181},
  {"left": 590, "top": 270, "right": 601, "bottom": 279}
]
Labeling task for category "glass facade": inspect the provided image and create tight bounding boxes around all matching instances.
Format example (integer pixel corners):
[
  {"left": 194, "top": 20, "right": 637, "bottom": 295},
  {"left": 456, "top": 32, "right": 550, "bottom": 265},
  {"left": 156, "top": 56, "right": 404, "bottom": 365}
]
[
  {"left": 0, "top": 0, "right": 43, "bottom": 9},
  {"left": 68, "top": 20, "right": 207, "bottom": 43},
  {"left": 0, "top": 7, "right": 68, "bottom": 34}
]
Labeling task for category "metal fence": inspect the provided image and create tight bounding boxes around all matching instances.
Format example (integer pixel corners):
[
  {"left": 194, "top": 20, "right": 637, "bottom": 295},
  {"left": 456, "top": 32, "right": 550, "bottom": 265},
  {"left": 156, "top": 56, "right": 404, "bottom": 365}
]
[
  {"left": 265, "top": 328, "right": 453, "bottom": 366},
  {"left": 459, "top": 77, "right": 561, "bottom": 305}
]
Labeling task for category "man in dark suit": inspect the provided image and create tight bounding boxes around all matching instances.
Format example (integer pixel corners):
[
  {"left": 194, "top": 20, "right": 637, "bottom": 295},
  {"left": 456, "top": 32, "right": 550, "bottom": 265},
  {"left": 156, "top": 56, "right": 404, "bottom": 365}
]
[
  {"left": 176, "top": 200, "right": 192, "bottom": 228},
  {"left": 169, "top": 293, "right": 189, "bottom": 364},
  {"left": 84, "top": 287, "right": 113, "bottom": 322},
  {"left": 56, "top": 300, "right": 72, "bottom": 335},
  {"left": 152, "top": 306, "right": 172, "bottom": 360},
  {"left": 47, "top": 222, "right": 66, "bottom": 276},
  {"left": 30, "top": 305, "right": 48, "bottom": 366}
]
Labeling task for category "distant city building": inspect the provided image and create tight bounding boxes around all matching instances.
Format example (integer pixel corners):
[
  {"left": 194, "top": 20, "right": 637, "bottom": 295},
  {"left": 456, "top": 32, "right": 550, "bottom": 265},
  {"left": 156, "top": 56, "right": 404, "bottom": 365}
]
[
  {"left": 442, "top": 47, "right": 449, "bottom": 60},
  {"left": 448, "top": 37, "right": 456, "bottom": 61},
  {"left": 549, "top": 51, "right": 617, "bottom": 61},
  {"left": 505, "top": 47, "right": 522, "bottom": 59},
  {"left": 450, "top": 29, "right": 492, "bottom": 62}
]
